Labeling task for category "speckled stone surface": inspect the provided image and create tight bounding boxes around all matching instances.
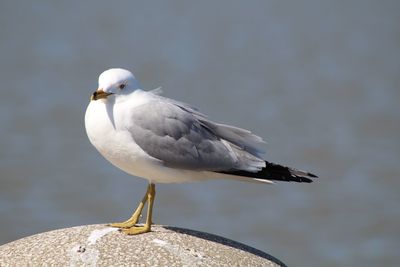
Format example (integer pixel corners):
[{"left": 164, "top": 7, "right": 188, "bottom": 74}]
[{"left": 0, "top": 224, "right": 286, "bottom": 267}]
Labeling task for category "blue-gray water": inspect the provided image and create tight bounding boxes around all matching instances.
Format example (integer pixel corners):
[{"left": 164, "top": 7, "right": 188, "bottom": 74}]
[{"left": 1, "top": 1, "right": 399, "bottom": 266}]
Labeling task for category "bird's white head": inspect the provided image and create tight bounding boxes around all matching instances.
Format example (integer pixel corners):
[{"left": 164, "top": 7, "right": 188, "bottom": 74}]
[{"left": 91, "top": 68, "right": 141, "bottom": 101}]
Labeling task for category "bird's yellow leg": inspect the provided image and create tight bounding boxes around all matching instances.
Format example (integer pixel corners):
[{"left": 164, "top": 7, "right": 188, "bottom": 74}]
[
  {"left": 121, "top": 183, "right": 155, "bottom": 235},
  {"left": 109, "top": 184, "right": 151, "bottom": 228}
]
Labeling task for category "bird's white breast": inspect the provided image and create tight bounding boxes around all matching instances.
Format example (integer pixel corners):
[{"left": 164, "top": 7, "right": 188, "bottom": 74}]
[{"left": 84, "top": 92, "right": 157, "bottom": 178}]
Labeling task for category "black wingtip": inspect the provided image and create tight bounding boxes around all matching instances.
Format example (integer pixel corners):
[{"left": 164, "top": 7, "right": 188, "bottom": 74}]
[
  {"left": 291, "top": 176, "right": 313, "bottom": 183},
  {"left": 217, "top": 161, "right": 318, "bottom": 183},
  {"left": 307, "top": 172, "right": 318, "bottom": 178}
]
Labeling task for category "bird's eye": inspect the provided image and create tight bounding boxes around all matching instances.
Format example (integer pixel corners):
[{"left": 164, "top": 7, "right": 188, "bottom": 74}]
[{"left": 118, "top": 84, "right": 126, "bottom": 90}]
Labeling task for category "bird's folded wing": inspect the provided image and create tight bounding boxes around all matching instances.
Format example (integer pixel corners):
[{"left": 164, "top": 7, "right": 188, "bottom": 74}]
[{"left": 126, "top": 97, "right": 265, "bottom": 172}]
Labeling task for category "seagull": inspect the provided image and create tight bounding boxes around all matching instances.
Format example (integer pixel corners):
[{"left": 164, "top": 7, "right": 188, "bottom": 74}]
[{"left": 85, "top": 68, "right": 318, "bottom": 235}]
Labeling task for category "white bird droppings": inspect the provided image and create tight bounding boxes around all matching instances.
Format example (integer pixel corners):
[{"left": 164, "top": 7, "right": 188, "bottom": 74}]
[
  {"left": 152, "top": 238, "right": 168, "bottom": 246},
  {"left": 87, "top": 227, "right": 118, "bottom": 245}
]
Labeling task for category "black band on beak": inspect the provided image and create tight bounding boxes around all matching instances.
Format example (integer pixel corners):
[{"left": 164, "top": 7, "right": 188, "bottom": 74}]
[{"left": 91, "top": 89, "right": 112, "bottom": 101}]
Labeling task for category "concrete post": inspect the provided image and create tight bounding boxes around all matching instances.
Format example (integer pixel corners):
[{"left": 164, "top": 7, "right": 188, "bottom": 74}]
[{"left": 0, "top": 224, "right": 286, "bottom": 266}]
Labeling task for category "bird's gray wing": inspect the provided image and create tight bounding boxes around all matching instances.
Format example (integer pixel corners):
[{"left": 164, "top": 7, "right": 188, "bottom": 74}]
[
  {"left": 153, "top": 93, "right": 266, "bottom": 158},
  {"left": 127, "top": 96, "right": 264, "bottom": 171}
]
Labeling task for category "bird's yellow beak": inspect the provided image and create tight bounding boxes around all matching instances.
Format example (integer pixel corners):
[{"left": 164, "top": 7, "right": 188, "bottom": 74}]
[{"left": 91, "top": 88, "right": 113, "bottom": 101}]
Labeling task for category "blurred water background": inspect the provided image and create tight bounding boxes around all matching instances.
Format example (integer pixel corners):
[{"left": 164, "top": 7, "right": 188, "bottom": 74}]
[{"left": 1, "top": 1, "right": 399, "bottom": 266}]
